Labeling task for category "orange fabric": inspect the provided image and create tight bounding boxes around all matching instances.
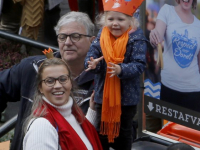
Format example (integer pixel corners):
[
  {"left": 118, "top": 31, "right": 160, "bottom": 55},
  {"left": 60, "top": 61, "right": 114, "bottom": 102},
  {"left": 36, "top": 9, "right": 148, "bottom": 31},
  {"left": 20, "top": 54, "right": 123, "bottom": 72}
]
[
  {"left": 100, "top": 27, "right": 131, "bottom": 142},
  {"left": 103, "top": 0, "right": 145, "bottom": 16}
]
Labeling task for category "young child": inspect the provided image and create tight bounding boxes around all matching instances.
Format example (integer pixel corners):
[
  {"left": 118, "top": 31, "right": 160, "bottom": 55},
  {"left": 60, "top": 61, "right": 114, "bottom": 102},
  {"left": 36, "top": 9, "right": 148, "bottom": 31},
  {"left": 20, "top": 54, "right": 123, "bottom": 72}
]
[{"left": 85, "top": 0, "right": 146, "bottom": 149}]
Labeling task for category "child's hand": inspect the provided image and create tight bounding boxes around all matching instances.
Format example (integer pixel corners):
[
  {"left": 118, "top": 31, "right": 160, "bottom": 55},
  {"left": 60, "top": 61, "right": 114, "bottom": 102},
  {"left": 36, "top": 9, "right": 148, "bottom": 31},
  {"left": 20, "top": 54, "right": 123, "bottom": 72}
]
[
  {"left": 107, "top": 62, "right": 121, "bottom": 77},
  {"left": 85, "top": 56, "right": 104, "bottom": 71}
]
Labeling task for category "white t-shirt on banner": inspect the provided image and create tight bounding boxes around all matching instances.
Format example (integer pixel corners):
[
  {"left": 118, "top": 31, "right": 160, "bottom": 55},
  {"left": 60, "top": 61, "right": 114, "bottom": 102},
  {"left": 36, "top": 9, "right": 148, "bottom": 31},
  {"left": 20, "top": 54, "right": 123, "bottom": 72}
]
[{"left": 157, "top": 4, "right": 200, "bottom": 92}]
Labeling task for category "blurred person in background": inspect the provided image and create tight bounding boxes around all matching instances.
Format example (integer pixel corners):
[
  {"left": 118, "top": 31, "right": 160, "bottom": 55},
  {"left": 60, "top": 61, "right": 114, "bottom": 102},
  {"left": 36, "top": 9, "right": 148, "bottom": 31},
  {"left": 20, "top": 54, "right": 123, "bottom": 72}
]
[{"left": 150, "top": 0, "right": 200, "bottom": 112}]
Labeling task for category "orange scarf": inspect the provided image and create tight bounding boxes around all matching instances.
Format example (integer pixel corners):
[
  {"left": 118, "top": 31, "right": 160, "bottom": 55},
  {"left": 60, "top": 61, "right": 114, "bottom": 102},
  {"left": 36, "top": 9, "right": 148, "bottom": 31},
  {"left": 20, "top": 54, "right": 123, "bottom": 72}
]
[{"left": 100, "top": 27, "right": 131, "bottom": 142}]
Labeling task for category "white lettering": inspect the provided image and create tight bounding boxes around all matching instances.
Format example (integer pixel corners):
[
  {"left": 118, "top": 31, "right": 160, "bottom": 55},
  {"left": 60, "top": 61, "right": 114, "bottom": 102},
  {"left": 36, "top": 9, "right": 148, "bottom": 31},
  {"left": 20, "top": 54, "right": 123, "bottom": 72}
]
[
  {"left": 174, "top": 48, "right": 193, "bottom": 60},
  {"left": 168, "top": 108, "right": 172, "bottom": 117},
  {"left": 196, "top": 118, "right": 200, "bottom": 126},
  {"left": 173, "top": 38, "right": 196, "bottom": 50},
  {"left": 178, "top": 112, "right": 185, "bottom": 121},
  {"left": 191, "top": 116, "right": 197, "bottom": 124},
  {"left": 173, "top": 110, "right": 178, "bottom": 118},
  {"left": 162, "top": 106, "right": 167, "bottom": 115},
  {"left": 151, "top": 103, "right": 200, "bottom": 128},
  {"left": 185, "top": 114, "right": 190, "bottom": 122},
  {"left": 156, "top": 104, "right": 161, "bottom": 113}
]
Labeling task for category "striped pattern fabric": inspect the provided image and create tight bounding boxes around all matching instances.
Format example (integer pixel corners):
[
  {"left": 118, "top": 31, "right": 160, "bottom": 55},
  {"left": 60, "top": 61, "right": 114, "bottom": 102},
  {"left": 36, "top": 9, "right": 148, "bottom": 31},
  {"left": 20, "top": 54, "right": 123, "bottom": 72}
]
[
  {"left": 13, "top": 0, "right": 45, "bottom": 40},
  {"left": 144, "top": 79, "right": 161, "bottom": 99}
]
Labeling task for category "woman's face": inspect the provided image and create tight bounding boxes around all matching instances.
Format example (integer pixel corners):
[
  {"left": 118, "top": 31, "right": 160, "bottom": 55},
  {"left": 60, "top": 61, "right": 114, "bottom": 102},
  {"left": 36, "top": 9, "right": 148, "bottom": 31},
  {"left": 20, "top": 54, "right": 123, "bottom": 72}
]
[
  {"left": 39, "top": 65, "right": 72, "bottom": 106},
  {"left": 179, "top": 0, "right": 193, "bottom": 10}
]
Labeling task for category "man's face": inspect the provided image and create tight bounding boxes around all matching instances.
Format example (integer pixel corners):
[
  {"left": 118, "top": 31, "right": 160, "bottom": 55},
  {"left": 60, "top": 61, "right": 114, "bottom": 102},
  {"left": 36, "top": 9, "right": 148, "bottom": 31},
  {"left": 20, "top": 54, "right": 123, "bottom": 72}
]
[{"left": 58, "top": 22, "right": 92, "bottom": 65}]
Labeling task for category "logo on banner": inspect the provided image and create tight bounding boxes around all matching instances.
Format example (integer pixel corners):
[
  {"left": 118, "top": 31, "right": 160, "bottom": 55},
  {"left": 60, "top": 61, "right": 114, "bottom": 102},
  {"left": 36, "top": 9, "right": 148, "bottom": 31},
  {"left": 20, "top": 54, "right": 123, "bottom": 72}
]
[{"left": 172, "top": 29, "right": 197, "bottom": 68}]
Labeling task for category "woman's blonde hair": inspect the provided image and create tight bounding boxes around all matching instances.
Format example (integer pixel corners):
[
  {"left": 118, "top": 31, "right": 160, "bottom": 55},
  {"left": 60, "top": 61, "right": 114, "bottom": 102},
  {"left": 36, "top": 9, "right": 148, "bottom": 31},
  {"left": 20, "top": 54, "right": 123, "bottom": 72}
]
[{"left": 96, "top": 11, "right": 140, "bottom": 30}]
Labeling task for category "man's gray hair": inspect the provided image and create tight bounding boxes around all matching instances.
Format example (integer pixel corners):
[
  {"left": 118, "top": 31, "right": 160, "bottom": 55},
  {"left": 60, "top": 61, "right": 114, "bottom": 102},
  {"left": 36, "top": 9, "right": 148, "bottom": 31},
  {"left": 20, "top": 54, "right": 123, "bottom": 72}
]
[{"left": 54, "top": 11, "right": 95, "bottom": 36}]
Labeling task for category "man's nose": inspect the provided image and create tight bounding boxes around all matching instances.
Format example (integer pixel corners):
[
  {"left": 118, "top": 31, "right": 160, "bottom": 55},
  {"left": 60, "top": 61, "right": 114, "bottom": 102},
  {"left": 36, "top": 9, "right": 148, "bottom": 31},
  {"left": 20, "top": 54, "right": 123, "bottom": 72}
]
[{"left": 64, "top": 36, "right": 73, "bottom": 45}]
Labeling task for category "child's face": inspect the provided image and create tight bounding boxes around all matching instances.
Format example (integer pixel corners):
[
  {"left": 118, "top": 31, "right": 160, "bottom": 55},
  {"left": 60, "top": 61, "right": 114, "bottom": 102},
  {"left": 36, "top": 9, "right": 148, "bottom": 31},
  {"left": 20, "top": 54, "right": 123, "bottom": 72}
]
[{"left": 106, "top": 11, "right": 131, "bottom": 37}]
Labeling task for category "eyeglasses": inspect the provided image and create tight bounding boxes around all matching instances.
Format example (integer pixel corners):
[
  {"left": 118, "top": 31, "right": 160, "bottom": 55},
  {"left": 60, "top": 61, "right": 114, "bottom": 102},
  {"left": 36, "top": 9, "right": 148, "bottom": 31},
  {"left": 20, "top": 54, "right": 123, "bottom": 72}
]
[
  {"left": 41, "top": 75, "right": 70, "bottom": 87},
  {"left": 57, "top": 33, "right": 92, "bottom": 43}
]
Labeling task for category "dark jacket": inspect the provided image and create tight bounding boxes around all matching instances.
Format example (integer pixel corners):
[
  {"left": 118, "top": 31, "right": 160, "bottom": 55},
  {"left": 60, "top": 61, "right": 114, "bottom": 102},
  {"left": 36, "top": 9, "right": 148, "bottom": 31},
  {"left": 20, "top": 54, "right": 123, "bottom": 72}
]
[
  {"left": 85, "top": 28, "right": 147, "bottom": 106},
  {"left": 0, "top": 52, "right": 94, "bottom": 150}
]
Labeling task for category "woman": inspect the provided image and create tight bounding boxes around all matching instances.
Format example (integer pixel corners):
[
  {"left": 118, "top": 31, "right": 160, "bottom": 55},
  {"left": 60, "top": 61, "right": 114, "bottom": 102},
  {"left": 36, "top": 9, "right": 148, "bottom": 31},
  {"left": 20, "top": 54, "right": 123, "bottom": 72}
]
[
  {"left": 23, "top": 58, "right": 102, "bottom": 150},
  {"left": 150, "top": 0, "right": 200, "bottom": 112}
]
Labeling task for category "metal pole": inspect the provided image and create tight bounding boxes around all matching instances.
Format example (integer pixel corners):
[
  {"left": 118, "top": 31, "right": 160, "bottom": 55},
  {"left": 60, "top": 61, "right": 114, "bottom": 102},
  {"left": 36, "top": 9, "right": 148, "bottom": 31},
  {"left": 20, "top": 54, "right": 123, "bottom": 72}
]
[
  {"left": 0, "top": 115, "right": 17, "bottom": 138},
  {"left": 138, "top": 0, "right": 146, "bottom": 138},
  {"left": 0, "top": 30, "right": 59, "bottom": 52}
]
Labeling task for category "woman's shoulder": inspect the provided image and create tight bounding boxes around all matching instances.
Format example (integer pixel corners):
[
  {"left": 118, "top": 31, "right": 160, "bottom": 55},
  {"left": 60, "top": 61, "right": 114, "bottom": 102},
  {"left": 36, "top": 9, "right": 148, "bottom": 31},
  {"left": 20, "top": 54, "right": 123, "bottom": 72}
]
[
  {"left": 161, "top": 4, "right": 174, "bottom": 11},
  {"left": 23, "top": 118, "right": 59, "bottom": 150},
  {"left": 157, "top": 4, "right": 174, "bottom": 23},
  {"left": 27, "top": 118, "right": 57, "bottom": 132},
  {"left": 158, "top": 4, "right": 174, "bottom": 16}
]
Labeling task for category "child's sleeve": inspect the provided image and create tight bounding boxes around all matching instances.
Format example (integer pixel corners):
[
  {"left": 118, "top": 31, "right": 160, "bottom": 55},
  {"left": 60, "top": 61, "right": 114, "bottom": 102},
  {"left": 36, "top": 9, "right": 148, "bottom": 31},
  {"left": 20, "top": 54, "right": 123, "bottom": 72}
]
[
  {"left": 118, "top": 39, "right": 147, "bottom": 79},
  {"left": 84, "top": 40, "right": 105, "bottom": 73}
]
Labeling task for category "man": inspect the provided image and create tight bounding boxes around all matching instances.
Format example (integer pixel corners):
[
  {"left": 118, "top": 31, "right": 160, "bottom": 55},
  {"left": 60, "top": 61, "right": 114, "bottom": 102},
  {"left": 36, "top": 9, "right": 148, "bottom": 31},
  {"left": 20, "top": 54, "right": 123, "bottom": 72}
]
[{"left": 0, "top": 11, "right": 95, "bottom": 150}]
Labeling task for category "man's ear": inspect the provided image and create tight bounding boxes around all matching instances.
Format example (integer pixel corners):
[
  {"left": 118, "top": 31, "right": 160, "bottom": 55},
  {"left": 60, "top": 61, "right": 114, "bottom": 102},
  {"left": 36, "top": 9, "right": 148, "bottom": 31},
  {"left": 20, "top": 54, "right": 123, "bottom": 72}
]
[{"left": 90, "top": 36, "right": 96, "bottom": 43}]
